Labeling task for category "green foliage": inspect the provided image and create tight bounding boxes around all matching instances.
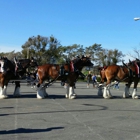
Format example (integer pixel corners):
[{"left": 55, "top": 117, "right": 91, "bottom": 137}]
[
  {"left": 1, "top": 35, "right": 125, "bottom": 67},
  {"left": 21, "top": 35, "right": 62, "bottom": 65},
  {"left": 95, "top": 48, "right": 125, "bottom": 66}
]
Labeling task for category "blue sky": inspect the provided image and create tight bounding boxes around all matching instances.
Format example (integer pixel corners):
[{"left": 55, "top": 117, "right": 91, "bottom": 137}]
[{"left": 0, "top": 0, "right": 140, "bottom": 62}]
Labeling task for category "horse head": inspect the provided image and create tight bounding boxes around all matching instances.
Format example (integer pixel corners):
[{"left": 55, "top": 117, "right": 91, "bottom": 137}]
[
  {"left": 72, "top": 55, "right": 93, "bottom": 72},
  {"left": 0, "top": 56, "right": 9, "bottom": 73},
  {"left": 81, "top": 55, "right": 93, "bottom": 67},
  {"left": 0, "top": 57, "right": 16, "bottom": 74},
  {"left": 135, "top": 58, "right": 140, "bottom": 66},
  {"left": 127, "top": 59, "right": 140, "bottom": 66},
  {"left": 127, "top": 59, "right": 137, "bottom": 67}
]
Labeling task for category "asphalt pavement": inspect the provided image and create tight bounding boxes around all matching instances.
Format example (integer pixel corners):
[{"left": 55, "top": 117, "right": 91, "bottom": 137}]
[{"left": 0, "top": 82, "right": 140, "bottom": 140}]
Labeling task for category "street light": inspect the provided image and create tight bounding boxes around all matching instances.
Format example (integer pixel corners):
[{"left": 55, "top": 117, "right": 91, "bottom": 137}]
[{"left": 134, "top": 17, "right": 140, "bottom": 21}]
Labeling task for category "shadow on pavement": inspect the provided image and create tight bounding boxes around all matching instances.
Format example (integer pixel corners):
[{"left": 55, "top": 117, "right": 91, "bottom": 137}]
[
  {"left": 7, "top": 94, "right": 36, "bottom": 99},
  {"left": 0, "top": 127, "right": 64, "bottom": 135}
]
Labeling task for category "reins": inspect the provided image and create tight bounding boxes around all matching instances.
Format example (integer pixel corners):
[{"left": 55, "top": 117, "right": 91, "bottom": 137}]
[{"left": 42, "top": 74, "right": 60, "bottom": 88}]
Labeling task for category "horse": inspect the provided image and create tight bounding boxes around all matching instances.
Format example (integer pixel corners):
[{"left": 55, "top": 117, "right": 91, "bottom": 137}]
[
  {"left": 0, "top": 57, "right": 38, "bottom": 99},
  {"left": 36, "top": 55, "right": 93, "bottom": 99},
  {"left": 97, "top": 59, "right": 140, "bottom": 99}
]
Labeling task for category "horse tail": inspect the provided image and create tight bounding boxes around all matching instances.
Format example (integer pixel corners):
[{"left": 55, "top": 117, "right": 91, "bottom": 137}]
[{"left": 122, "top": 61, "right": 133, "bottom": 77}]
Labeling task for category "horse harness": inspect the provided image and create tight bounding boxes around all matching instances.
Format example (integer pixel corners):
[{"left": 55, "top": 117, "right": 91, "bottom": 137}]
[
  {"left": 60, "top": 61, "right": 85, "bottom": 77},
  {"left": 116, "top": 62, "right": 140, "bottom": 83},
  {"left": 122, "top": 61, "right": 140, "bottom": 78}
]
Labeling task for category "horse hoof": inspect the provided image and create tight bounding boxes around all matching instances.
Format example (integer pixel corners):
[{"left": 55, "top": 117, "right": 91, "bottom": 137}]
[
  {"left": 132, "top": 96, "right": 139, "bottom": 99},
  {"left": 104, "top": 96, "right": 113, "bottom": 99},
  {"left": 69, "top": 95, "right": 76, "bottom": 99},
  {"left": 37, "top": 96, "right": 45, "bottom": 99},
  {"left": 65, "top": 94, "right": 69, "bottom": 98},
  {"left": 0, "top": 95, "right": 8, "bottom": 99},
  {"left": 73, "top": 93, "right": 77, "bottom": 97},
  {"left": 37, "top": 94, "right": 45, "bottom": 99}
]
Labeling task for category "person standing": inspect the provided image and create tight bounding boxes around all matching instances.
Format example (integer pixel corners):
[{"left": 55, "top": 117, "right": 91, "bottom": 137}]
[
  {"left": 86, "top": 71, "right": 92, "bottom": 88},
  {"left": 92, "top": 74, "right": 97, "bottom": 88}
]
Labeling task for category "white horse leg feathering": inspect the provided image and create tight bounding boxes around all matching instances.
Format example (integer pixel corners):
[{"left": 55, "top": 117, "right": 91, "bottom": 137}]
[
  {"left": 0, "top": 61, "right": 4, "bottom": 73},
  {"left": 132, "top": 88, "right": 139, "bottom": 99},
  {"left": 36, "top": 84, "right": 46, "bottom": 99},
  {"left": 103, "top": 87, "right": 108, "bottom": 98},
  {"left": 106, "top": 86, "right": 112, "bottom": 98},
  {"left": 0, "top": 86, "right": 8, "bottom": 99},
  {"left": 103, "top": 86, "right": 112, "bottom": 99},
  {"left": 69, "top": 86, "right": 76, "bottom": 99}
]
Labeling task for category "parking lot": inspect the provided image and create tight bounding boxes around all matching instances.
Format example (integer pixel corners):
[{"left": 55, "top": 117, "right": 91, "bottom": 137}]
[{"left": 0, "top": 82, "right": 140, "bottom": 140}]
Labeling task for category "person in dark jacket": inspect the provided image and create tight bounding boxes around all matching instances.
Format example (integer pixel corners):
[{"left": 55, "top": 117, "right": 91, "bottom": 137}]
[{"left": 86, "top": 71, "right": 92, "bottom": 88}]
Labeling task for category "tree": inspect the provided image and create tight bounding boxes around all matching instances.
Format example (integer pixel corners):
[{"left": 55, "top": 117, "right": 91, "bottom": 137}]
[
  {"left": 0, "top": 50, "right": 23, "bottom": 60},
  {"left": 62, "top": 44, "right": 84, "bottom": 59},
  {"left": 21, "top": 35, "right": 61, "bottom": 65},
  {"left": 85, "top": 43, "right": 103, "bottom": 64},
  {"left": 96, "top": 49, "right": 125, "bottom": 66},
  {"left": 96, "top": 49, "right": 107, "bottom": 66},
  {"left": 111, "top": 49, "right": 124, "bottom": 64}
]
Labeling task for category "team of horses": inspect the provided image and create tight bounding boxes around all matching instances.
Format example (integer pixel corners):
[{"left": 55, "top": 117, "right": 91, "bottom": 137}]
[
  {"left": 0, "top": 56, "right": 140, "bottom": 99},
  {"left": 0, "top": 55, "right": 93, "bottom": 99}
]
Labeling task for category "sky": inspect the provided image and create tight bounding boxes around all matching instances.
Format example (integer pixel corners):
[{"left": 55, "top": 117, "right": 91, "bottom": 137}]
[{"left": 0, "top": 0, "right": 140, "bottom": 62}]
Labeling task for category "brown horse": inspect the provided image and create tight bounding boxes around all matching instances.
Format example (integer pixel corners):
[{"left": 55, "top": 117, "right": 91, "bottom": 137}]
[
  {"left": 36, "top": 55, "right": 93, "bottom": 99},
  {"left": 98, "top": 60, "right": 140, "bottom": 99},
  {"left": 0, "top": 57, "right": 38, "bottom": 99}
]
